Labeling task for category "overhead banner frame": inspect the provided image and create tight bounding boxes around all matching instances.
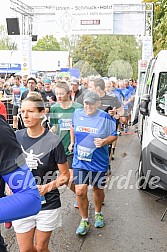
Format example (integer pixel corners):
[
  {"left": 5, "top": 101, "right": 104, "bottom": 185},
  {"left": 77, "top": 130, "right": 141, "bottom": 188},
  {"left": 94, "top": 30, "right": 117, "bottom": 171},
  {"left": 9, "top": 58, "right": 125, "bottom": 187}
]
[
  {"left": 10, "top": 1, "right": 153, "bottom": 36},
  {"left": 53, "top": 2, "right": 153, "bottom": 36}
]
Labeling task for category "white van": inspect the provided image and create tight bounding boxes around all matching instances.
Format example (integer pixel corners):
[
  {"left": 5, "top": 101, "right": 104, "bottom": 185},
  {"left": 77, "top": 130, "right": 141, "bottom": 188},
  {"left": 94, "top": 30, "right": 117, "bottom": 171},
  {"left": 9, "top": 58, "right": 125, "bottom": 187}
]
[
  {"left": 137, "top": 57, "right": 156, "bottom": 143},
  {"left": 138, "top": 50, "right": 167, "bottom": 190},
  {"left": 132, "top": 60, "right": 148, "bottom": 127}
]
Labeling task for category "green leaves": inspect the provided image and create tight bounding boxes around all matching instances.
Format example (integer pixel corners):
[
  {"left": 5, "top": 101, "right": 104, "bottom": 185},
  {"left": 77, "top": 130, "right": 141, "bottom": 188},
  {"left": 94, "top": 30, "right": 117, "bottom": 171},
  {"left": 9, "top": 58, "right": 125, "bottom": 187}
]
[
  {"left": 32, "top": 35, "right": 60, "bottom": 51},
  {"left": 72, "top": 35, "right": 141, "bottom": 79}
]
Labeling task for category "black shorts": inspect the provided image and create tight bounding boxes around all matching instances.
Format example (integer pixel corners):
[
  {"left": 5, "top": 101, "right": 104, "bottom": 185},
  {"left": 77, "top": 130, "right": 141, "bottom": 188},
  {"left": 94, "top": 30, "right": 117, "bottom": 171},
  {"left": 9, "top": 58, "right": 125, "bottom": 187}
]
[
  {"left": 12, "top": 105, "right": 19, "bottom": 116},
  {"left": 116, "top": 119, "right": 119, "bottom": 131},
  {"left": 108, "top": 144, "right": 112, "bottom": 155},
  {"left": 67, "top": 154, "right": 73, "bottom": 169}
]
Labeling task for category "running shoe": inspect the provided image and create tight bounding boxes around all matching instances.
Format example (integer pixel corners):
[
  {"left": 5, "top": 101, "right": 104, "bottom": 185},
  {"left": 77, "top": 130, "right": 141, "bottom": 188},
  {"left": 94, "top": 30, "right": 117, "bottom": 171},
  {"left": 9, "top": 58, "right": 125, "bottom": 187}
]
[
  {"left": 74, "top": 201, "right": 79, "bottom": 209},
  {"left": 76, "top": 220, "right": 90, "bottom": 235},
  {"left": 117, "top": 130, "right": 122, "bottom": 136},
  {"left": 107, "top": 165, "right": 111, "bottom": 176},
  {"left": 94, "top": 213, "right": 105, "bottom": 228}
]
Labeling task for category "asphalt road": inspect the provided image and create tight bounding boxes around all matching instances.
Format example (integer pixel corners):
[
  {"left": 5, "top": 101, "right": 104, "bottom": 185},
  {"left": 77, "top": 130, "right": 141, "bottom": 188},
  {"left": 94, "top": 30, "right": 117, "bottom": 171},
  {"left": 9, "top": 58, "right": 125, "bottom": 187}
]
[{"left": 2, "top": 127, "right": 167, "bottom": 252}]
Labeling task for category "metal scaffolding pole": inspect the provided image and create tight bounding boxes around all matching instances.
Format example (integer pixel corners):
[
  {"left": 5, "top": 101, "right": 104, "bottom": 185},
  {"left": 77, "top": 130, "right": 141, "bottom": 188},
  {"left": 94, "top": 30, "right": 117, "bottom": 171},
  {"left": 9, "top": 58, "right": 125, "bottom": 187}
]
[{"left": 10, "top": 0, "right": 56, "bottom": 35}]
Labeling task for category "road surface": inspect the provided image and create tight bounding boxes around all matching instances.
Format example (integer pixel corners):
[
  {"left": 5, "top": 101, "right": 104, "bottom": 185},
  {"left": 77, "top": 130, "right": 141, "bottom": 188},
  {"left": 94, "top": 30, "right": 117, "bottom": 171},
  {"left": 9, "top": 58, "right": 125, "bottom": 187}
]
[{"left": 2, "top": 127, "right": 167, "bottom": 252}]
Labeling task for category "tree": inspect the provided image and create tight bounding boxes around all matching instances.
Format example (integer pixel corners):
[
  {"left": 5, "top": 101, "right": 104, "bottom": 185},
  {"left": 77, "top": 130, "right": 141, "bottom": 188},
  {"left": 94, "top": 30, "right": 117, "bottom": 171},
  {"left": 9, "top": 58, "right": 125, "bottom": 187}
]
[
  {"left": 59, "top": 35, "right": 80, "bottom": 54},
  {"left": 0, "top": 25, "right": 17, "bottom": 50},
  {"left": 59, "top": 36, "right": 70, "bottom": 51},
  {"left": 153, "top": 0, "right": 167, "bottom": 55},
  {"left": 72, "top": 35, "right": 141, "bottom": 79},
  {"left": 72, "top": 35, "right": 102, "bottom": 77},
  {"left": 32, "top": 35, "right": 60, "bottom": 51}
]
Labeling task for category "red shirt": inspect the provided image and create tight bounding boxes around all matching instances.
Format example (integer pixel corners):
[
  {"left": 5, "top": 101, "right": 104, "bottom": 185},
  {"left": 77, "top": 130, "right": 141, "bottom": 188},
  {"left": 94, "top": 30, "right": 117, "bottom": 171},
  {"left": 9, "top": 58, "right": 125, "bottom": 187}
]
[{"left": 0, "top": 101, "right": 7, "bottom": 120}]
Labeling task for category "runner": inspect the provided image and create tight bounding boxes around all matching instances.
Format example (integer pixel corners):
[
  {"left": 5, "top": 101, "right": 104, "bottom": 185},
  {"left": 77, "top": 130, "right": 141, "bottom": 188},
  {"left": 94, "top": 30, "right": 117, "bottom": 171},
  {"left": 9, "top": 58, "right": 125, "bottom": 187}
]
[
  {"left": 12, "top": 94, "right": 70, "bottom": 252},
  {"left": 50, "top": 81, "right": 83, "bottom": 207},
  {"left": 11, "top": 75, "right": 21, "bottom": 130},
  {"left": 70, "top": 91, "right": 117, "bottom": 235}
]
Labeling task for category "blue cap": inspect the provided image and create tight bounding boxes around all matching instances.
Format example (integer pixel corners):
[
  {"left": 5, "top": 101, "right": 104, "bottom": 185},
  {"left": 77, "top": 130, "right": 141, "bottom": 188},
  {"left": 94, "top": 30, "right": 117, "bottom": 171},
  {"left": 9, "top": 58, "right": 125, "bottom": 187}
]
[{"left": 43, "top": 78, "right": 51, "bottom": 84}]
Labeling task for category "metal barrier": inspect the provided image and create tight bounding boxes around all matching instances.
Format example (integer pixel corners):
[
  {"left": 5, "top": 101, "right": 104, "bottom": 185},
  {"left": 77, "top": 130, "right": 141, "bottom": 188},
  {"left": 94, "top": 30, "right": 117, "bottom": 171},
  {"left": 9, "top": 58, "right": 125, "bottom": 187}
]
[{"left": 1, "top": 97, "right": 13, "bottom": 126}]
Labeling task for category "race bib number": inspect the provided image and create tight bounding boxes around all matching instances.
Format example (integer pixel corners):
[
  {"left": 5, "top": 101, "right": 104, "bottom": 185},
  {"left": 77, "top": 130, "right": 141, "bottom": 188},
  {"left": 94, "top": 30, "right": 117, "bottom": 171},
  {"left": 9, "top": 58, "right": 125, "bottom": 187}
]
[
  {"left": 77, "top": 145, "right": 94, "bottom": 162},
  {"left": 59, "top": 118, "right": 72, "bottom": 131}
]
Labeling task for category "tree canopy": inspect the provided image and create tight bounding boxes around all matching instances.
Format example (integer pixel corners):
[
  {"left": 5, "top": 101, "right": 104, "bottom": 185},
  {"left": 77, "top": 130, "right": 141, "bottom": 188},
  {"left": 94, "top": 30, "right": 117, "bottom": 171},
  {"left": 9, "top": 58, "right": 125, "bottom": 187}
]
[
  {"left": 32, "top": 35, "right": 60, "bottom": 51},
  {"left": 72, "top": 35, "right": 141, "bottom": 79}
]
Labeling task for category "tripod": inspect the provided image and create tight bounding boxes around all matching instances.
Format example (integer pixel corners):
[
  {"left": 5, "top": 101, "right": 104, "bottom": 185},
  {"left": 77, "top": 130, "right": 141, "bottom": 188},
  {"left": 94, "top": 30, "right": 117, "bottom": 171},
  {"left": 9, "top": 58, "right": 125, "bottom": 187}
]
[
  {"left": 156, "top": 196, "right": 167, "bottom": 221},
  {"left": 160, "top": 208, "right": 167, "bottom": 221}
]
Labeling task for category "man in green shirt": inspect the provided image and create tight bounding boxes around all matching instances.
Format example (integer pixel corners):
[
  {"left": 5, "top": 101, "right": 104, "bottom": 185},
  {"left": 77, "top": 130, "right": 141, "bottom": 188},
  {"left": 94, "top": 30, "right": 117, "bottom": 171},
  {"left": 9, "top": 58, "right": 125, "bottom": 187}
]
[{"left": 50, "top": 81, "right": 83, "bottom": 199}]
